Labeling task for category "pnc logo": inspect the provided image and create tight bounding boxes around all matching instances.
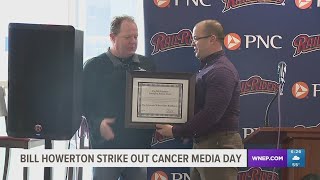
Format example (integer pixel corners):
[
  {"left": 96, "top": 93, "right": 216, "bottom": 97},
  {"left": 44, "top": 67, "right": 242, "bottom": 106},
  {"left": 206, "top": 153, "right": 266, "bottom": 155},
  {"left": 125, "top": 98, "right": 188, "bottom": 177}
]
[
  {"left": 151, "top": 171, "right": 168, "bottom": 180},
  {"left": 224, "top": 33, "right": 282, "bottom": 50},
  {"left": 292, "top": 82, "right": 309, "bottom": 99},
  {"left": 295, "top": 0, "right": 312, "bottom": 9},
  {"left": 154, "top": 0, "right": 211, "bottom": 8},
  {"left": 224, "top": 33, "right": 241, "bottom": 50},
  {"left": 243, "top": 127, "right": 258, "bottom": 139},
  {"left": 154, "top": 0, "right": 171, "bottom": 8}
]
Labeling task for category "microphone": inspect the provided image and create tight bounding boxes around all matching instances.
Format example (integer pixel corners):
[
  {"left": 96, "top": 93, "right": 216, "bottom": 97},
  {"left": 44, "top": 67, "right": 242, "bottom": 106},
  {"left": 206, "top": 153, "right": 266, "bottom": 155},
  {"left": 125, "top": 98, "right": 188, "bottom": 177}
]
[
  {"left": 264, "top": 61, "right": 287, "bottom": 126},
  {"left": 277, "top": 61, "right": 287, "bottom": 95},
  {"left": 277, "top": 61, "right": 287, "bottom": 85}
]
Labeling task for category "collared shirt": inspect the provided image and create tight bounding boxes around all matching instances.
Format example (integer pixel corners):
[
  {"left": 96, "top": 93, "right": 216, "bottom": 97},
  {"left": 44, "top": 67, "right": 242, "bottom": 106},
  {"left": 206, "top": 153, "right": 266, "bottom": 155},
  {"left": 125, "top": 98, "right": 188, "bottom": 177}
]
[
  {"left": 172, "top": 50, "right": 240, "bottom": 138},
  {"left": 106, "top": 48, "right": 145, "bottom": 71}
]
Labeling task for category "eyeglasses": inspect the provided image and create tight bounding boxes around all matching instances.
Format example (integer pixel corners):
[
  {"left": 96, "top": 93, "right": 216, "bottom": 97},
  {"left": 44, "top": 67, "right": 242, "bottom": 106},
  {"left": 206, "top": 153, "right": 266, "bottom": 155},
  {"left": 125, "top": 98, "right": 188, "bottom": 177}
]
[{"left": 192, "top": 35, "right": 212, "bottom": 42}]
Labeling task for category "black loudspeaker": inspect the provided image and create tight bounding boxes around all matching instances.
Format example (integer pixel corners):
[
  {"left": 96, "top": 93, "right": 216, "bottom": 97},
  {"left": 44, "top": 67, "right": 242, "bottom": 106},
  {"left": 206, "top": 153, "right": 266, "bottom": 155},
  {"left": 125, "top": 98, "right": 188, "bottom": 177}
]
[{"left": 8, "top": 23, "right": 83, "bottom": 140}]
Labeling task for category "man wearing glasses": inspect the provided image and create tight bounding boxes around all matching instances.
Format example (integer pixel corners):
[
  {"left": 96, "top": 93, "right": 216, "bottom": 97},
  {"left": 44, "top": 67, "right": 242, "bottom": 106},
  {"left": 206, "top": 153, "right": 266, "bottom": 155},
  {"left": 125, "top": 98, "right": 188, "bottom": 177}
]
[{"left": 156, "top": 19, "right": 243, "bottom": 180}]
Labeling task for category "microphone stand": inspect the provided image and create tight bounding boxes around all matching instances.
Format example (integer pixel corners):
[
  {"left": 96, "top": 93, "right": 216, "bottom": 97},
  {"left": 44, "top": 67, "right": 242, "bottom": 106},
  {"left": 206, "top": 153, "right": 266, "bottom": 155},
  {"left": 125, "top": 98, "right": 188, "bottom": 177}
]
[
  {"left": 264, "top": 91, "right": 278, "bottom": 127},
  {"left": 265, "top": 61, "right": 286, "bottom": 127}
]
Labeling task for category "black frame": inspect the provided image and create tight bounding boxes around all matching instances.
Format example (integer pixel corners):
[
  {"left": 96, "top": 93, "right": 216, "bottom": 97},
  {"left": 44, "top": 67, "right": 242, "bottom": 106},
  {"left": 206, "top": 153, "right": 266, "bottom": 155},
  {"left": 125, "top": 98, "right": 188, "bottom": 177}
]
[{"left": 125, "top": 71, "right": 195, "bottom": 129}]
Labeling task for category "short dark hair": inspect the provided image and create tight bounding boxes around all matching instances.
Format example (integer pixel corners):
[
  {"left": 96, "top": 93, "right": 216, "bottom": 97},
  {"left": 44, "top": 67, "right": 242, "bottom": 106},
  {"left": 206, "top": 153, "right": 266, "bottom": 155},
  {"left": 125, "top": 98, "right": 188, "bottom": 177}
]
[
  {"left": 110, "top": 15, "right": 135, "bottom": 35},
  {"left": 202, "top": 20, "right": 225, "bottom": 44}
]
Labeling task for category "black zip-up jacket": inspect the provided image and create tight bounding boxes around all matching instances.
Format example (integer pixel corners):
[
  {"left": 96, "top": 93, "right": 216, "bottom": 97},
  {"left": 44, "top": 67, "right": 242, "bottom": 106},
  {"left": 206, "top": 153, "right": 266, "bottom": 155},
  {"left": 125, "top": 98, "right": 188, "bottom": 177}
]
[{"left": 83, "top": 50, "right": 156, "bottom": 149}]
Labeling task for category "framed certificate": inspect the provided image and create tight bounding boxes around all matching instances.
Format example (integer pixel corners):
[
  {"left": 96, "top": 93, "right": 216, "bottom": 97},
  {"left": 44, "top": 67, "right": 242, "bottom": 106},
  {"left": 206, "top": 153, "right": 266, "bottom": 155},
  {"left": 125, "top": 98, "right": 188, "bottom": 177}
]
[{"left": 125, "top": 71, "right": 195, "bottom": 129}]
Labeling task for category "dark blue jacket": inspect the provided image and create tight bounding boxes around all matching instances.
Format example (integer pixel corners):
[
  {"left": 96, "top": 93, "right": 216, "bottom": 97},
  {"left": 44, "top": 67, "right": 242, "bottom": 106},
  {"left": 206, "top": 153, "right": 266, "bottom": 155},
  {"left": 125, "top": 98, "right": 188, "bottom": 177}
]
[
  {"left": 173, "top": 50, "right": 240, "bottom": 138},
  {"left": 83, "top": 50, "right": 156, "bottom": 148}
]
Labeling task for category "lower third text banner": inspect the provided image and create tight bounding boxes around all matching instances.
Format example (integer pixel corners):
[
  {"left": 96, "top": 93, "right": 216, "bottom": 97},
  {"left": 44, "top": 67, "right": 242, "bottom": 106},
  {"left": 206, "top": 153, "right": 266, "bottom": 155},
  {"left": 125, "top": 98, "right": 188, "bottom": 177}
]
[{"left": 13, "top": 149, "right": 305, "bottom": 168}]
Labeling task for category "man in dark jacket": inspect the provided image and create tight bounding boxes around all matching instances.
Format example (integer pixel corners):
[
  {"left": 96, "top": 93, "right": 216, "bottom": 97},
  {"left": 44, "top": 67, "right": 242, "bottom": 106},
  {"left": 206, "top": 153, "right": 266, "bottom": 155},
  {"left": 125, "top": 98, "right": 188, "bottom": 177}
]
[
  {"left": 156, "top": 19, "right": 243, "bottom": 180},
  {"left": 83, "top": 15, "right": 155, "bottom": 180}
]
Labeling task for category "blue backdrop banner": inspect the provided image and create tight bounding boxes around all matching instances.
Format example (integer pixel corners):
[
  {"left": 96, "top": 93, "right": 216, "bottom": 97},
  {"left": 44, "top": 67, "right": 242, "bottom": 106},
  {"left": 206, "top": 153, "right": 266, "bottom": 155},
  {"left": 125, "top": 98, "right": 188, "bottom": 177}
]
[{"left": 144, "top": 0, "right": 320, "bottom": 179}]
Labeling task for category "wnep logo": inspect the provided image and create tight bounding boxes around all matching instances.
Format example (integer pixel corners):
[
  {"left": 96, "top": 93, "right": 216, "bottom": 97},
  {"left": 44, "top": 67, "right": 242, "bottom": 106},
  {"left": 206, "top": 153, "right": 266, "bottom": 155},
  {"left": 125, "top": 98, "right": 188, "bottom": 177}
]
[
  {"left": 151, "top": 171, "right": 190, "bottom": 180},
  {"left": 154, "top": 0, "right": 211, "bottom": 8},
  {"left": 224, "top": 33, "right": 282, "bottom": 50}
]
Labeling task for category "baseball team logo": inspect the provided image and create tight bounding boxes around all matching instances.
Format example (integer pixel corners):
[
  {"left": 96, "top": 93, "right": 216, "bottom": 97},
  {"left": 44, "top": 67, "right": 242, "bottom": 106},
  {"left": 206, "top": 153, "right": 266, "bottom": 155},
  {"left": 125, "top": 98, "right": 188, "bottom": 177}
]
[
  {"left": 238, "top": 167, "right": 279, "bottom": 180},
  {"left": 151, "top": 171, "right": 168, "bottom": 180},
  {"left": 222, "top": 0, "right": 285, "bottom": 12},
  {"left": 154, "top": 0, "right": 171, "bottom": 8},
  {"left": 295, "top": 0, "right": 312, "bottom": 9},
  {"left": 150, "top": 29, "right": 192, "bottom": 55},
  {"left": 240, "top": 75, "right": 279, "bottom": 96},
  {"left": 292, "top": 82, "right": 309, "bottom": 99},
  {"left": 292, "top": 34, "right": 320, "bottom": 57},
  {"left": 224, "top": 33, "right": 241, "bottom": 50}
]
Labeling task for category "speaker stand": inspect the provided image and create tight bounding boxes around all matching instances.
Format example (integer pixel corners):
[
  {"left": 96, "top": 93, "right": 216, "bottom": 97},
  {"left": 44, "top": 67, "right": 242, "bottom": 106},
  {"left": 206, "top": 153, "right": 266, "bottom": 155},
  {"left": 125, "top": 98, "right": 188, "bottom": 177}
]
[{"left": 44, "top": 139, "right": 52, "bottom": 180}]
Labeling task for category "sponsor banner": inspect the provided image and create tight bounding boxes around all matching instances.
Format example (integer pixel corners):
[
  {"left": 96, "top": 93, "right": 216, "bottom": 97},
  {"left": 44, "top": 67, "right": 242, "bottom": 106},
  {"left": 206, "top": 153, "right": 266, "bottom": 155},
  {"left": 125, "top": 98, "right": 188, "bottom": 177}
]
[
  {"left": 153, "top": 0, "right": 212, "bottom": 8},
  {"left": 224, "top": 33, "right": 283, "bottom": 50},
  {"left": 149, "top": 169, "right": 190, "bottom": 180},
  {"left": 144, "top": 0, "right": 320, "bottom": 177},
  {"left": 292, "top": 81, "right": 320, "bottom": 99}
]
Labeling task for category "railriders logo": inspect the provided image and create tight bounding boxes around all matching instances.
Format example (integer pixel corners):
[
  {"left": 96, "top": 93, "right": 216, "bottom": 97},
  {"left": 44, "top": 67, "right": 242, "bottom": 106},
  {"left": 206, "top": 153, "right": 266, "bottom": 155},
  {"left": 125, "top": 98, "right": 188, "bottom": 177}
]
[
  {"left": 238, "top": 167, "right": 279, "bottom": 180},
  {"left": 240, "top": 75, "right": 279, "bottom": 96},
  {"left": 150, "top": 29, "right": 192, "bottom": 55},
  {"left": 292, "top": 34, "right": 320, "bottom": 57},
  {"left": 221, "top": 0, "right": 285, "bottom": 12}
]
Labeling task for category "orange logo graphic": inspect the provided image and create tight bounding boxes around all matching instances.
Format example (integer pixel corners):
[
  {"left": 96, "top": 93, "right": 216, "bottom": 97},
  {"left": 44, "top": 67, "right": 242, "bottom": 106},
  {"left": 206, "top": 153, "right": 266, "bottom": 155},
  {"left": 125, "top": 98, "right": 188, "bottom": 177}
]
[
  {"left": 292, "top": 82, "right": 309, "bottom": 99},
  {"left": 154, "top": 0, "right": 170, "bottom": 8},
  {"left": 224, "top": 33, "right": 241, "bottom": 50},
  {"left": 295, "top": 0, "right": 312, "bottom": 9},
  {"left": 151, "top": 171, "right": 168, "bottom": 180}
]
